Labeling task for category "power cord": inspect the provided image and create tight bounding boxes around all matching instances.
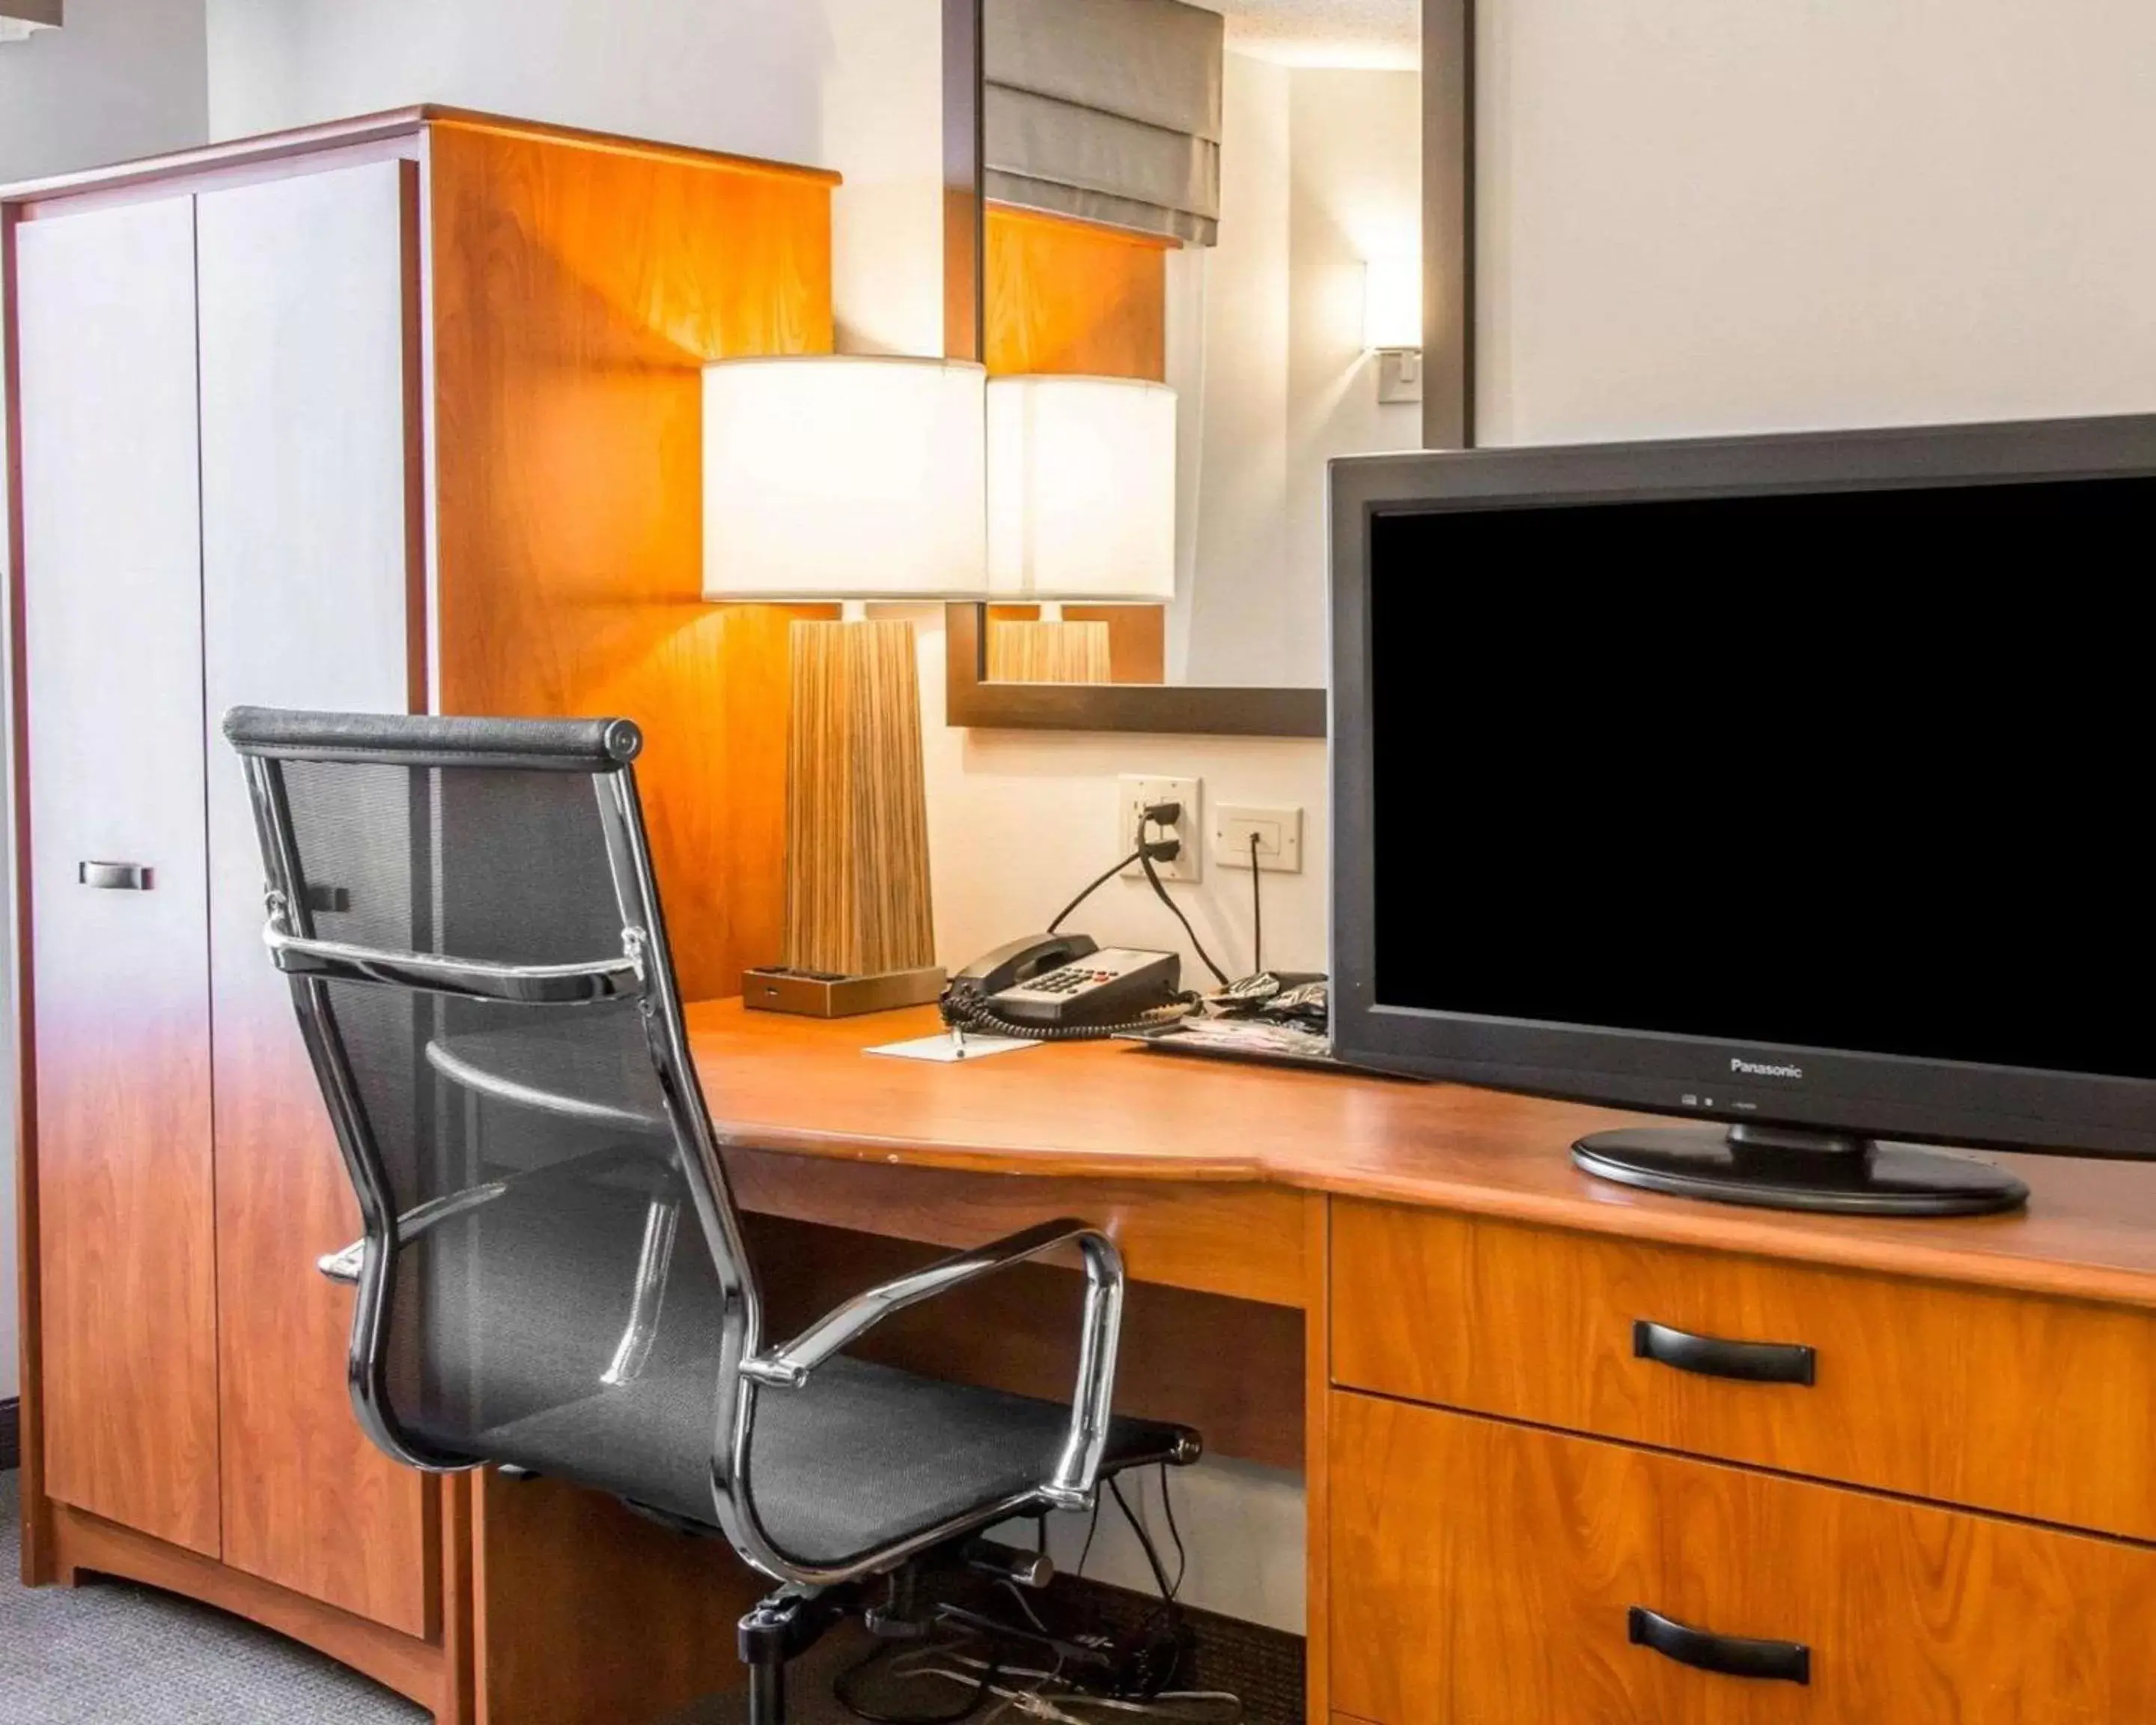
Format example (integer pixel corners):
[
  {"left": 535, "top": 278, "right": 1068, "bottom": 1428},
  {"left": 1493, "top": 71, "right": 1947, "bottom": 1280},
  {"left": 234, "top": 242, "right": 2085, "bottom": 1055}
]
[
  {"left": 1133, "top": 805, "right": 1230, "bottom": 990},
  {"left": 1050, "top": 842, "right": 1158, "bottom": 936},
  {"left": 1246, "top": 832, "right": 1262, "bottom": 978}
]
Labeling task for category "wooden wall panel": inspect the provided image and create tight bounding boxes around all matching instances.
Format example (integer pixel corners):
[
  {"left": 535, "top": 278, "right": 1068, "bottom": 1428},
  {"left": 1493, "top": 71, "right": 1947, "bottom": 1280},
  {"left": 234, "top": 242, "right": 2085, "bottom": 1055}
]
[
  {"left": 473, "top": 1476, "right": 762, "bottom": 1725},
  {"left": 427, "top": 120, "right": 839, "bottom": 998},
  {"left": 986, "top": 204, "right": 1170, "bottom": 381},
  {"left": 196, "top": 157, "right": 434, "bottom": 1636},
  {"left": 983, "top": 205, "right": 1169, "bottom": 683},
  {"left": 15, "top": 195, "right": 222, "bottom": 1558}
]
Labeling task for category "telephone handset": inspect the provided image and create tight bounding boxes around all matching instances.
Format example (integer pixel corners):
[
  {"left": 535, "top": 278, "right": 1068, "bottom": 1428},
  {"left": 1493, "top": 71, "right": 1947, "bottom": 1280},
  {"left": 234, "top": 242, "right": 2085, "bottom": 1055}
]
[{"left": 942, "top": 932, "right": 1190, "bottom": 1039}]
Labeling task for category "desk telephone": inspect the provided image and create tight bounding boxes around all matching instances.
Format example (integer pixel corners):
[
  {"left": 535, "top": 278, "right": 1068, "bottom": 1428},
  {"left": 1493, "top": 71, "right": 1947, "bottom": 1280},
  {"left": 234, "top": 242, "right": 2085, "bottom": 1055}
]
[{"left": 940, "top": 934, "right": 1190, "bottom": 1039}]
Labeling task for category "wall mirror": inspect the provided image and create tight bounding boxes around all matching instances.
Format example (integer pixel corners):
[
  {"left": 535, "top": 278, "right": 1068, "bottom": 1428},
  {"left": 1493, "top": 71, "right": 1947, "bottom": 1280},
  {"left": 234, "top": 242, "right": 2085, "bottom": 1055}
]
[{"left": 943, "top": 0, "right": 1437, "bottom": 736}]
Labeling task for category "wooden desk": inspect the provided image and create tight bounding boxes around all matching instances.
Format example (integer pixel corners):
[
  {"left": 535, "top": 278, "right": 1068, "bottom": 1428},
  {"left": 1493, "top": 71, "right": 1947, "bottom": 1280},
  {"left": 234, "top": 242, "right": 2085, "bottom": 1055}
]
[
  {"left": 687, "top": 999, "right": 2156, "bottom": 1310},
  {"left": 645, "top": 1002, "right": 2156, "bottom": 1725}
]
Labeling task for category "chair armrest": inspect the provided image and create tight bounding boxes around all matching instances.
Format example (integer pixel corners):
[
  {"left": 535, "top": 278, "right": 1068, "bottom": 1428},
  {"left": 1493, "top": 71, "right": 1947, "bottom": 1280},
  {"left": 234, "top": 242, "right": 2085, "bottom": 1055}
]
[
  {"left": 318, "top": 1181, "right": 511, "bottom": 1283},
  {"left": 740, "top": 1219, "right": 1127, "bottom": 1509},
  {"left": 314, "top": 1148, "right": 669, "bottom": 1283}
]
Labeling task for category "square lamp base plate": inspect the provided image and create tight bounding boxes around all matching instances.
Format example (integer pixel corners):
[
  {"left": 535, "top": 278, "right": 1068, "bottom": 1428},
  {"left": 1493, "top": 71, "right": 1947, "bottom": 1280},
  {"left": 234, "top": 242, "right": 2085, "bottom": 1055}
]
[{"left": 742, "top": 964, "right": 948, "bottom": 1018}]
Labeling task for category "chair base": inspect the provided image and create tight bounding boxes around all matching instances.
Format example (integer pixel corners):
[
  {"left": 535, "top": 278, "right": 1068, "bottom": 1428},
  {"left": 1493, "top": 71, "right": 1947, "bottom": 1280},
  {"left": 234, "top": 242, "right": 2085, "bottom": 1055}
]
[{"left": 739, "top": 1584, "right": 856, "bottom": 1725}]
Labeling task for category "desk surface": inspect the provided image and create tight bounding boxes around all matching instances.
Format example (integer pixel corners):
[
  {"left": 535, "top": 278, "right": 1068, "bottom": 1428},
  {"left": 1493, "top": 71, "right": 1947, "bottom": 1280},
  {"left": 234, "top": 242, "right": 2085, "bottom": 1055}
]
[{"left": 687, "top": 1000, "right": 2156, "bottom": 1311}]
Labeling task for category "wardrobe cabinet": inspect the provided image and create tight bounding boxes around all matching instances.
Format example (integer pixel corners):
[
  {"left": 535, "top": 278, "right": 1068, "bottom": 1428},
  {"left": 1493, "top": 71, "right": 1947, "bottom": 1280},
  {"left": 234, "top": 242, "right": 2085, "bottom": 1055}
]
[{"left": 6, "top": 109, "right": 835, "bottom": 1721}]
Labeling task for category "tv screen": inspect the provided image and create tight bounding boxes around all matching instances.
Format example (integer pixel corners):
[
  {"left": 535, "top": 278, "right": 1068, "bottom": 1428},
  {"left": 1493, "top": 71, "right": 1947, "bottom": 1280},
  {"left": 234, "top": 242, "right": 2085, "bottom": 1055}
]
[
  {"left": 1329, "top": 416, "right": 2156, "bottom": 1211},
  {"left": 1369, "top": 478, "right": 2152, "bottom": 1079}
]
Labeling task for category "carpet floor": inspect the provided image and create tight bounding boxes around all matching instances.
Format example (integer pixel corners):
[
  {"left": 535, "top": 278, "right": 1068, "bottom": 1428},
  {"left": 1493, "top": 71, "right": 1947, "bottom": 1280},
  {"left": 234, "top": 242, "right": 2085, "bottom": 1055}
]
[
  {"left": 0, "top": 1470, "right": 427, "bottom": 1725},
  {"left": 2, "top": 1473, "right": 1292, "bottom": 1724}
]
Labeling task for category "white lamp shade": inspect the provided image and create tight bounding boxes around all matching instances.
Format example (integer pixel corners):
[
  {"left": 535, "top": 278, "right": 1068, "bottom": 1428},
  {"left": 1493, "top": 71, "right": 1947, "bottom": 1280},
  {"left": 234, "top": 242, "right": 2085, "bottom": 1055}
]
[
  {"left": 1363, "top": 255, "right": 1422, "bottom": 351},
  {"left": 703, "top": 356, "right": 988, "bottom": 599},
  {"left": 987, "top": 375, "right": 1177, "bottom": 603}
]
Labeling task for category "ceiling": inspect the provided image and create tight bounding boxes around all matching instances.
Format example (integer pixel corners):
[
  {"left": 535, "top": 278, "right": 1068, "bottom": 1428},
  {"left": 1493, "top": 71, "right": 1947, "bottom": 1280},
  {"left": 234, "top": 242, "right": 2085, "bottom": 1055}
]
[{"left": 1190, "top": 0, "right": 1420, "bottom": 70}]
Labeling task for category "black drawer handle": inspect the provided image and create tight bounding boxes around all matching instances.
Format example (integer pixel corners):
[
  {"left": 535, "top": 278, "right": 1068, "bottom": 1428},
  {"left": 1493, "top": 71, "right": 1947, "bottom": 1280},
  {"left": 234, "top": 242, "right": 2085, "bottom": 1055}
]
[
  {"left": 1633, "top": 1319, "right": 1815, "bottom": 1385},
  {"left": 1629, "top": 1606, "right": 1811, "bottom": 1685},
  {"left": 79, "top": 860, "right": 153, "bottom": 891}
]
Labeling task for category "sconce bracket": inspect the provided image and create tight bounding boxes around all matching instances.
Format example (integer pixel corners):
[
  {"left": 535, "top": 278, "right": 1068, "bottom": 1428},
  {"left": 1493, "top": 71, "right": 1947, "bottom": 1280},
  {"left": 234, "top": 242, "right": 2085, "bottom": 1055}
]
[{"left": 1377, "top": 349, "right": 1425, "bottom": 406}]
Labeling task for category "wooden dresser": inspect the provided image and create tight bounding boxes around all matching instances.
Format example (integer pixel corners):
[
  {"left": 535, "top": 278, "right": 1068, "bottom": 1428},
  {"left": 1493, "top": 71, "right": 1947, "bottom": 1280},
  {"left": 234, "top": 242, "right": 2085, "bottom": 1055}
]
[{"left": 1324, "top": 1203, "right": 2156, "bottom": 1722}]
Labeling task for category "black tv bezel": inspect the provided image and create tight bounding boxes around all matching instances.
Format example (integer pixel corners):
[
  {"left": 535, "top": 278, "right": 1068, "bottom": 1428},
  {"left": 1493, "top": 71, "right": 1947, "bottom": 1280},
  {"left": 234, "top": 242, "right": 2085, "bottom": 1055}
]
[{"left": 1328, "top": 411, "right": 2156, "bottom": 1162}]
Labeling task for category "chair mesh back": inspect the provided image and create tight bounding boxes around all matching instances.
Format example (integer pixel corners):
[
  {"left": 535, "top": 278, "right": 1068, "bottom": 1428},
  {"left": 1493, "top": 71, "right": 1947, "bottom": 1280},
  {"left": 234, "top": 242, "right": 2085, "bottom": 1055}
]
[{"left": 270, "top": 750, "right": 740, "bottom": 1523}]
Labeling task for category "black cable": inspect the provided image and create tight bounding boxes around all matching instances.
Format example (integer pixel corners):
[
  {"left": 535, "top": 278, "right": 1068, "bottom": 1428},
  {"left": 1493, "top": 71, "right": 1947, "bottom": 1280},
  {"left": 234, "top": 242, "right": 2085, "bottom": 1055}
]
[
  {"left": 1157, "top": 1464, "right": 1187, "bottom": 1601},
  {"left": 1247, "top": 831, "right": 1263, "bottom": 979},
  {"left": 1076, "top": 1494, "right": 1104, "bottom": 1578},
  {"left": 1108, "top": 1476, "right": 1177, "bottom": 1601},
  {"left": 1048, "top": 844, "right": 1146, "bottom": 934},
  {"left": 833, "top": 1634, "right": 1000, "bottom": 1724},
  {"left": 1138, "top": 839, "right": 1231, "bottom": 988}
]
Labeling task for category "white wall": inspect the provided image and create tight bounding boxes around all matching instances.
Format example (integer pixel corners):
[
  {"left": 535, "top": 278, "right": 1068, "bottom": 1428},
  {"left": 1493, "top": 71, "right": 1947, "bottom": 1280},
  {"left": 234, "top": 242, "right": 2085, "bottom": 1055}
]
[
  {"left": 1172, "top": 56, "right": 1421, "bottom": 691},
  {"left": 1285, "top": 66, "right": 1419, "bottom": 655},
  {"left": 0, "top": 0, "right": 209, "bottom": 184},
  {"left": 1479, "top": 0, "right": 2156, "bottom": 444},
  {"left": 1, "top": 0, "right": 213, "bottom": 1411},
  {"left": 205, "top": 0, "right": 944, "bottom": 356},
  {"left": 1169, "top": 52, "right": 1291, "bottom": 688}
]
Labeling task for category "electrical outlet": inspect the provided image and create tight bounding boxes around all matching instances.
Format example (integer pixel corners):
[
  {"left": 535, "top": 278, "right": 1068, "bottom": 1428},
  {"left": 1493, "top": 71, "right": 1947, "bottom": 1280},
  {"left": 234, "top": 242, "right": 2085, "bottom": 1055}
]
[
  {"left": 1116, "top": 776, "right": 1201, "bottom": 883},
  {"left": 1214, "top": 803, "right": 1303, "bottom": 873}
]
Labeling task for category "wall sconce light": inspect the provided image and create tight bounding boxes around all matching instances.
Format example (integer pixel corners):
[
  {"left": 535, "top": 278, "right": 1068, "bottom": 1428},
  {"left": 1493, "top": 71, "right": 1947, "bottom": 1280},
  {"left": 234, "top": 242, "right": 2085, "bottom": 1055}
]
[
  {"left": 1, "top": 0, "right": 61, "bottom": 43},
  {"left": 1362, "top": 255, "right": 1423, "bottom": 406}
]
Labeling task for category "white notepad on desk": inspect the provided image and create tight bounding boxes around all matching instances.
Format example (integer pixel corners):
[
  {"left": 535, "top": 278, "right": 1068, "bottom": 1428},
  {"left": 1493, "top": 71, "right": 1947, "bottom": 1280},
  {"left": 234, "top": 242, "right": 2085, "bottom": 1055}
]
[{"left": 866, "top": 1032, "right": 1038, "bottom": 1065}]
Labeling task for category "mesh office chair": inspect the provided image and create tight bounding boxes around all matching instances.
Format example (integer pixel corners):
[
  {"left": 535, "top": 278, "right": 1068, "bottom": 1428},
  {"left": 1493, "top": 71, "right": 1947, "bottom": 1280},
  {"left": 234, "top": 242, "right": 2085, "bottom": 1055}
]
[{"left": 223, "top": 708, "right": 1199, "bottom": 1722}]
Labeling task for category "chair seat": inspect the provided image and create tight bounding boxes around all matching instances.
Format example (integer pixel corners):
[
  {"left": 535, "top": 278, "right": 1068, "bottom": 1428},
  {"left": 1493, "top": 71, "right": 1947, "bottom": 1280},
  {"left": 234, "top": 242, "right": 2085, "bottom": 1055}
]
[{"left": 477, "top": 1353, "right": 1193, "bottom": 1567}]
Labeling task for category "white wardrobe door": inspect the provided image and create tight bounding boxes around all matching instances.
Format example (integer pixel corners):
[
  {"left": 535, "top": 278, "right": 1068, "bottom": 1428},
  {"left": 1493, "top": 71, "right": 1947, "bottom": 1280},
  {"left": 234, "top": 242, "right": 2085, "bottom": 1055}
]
[
  {"left": 195, "top": 156, "right": 432, "bottom": 1631},
  {"left": 16, "top": 195, "right": 222, "bottom": 1555}
]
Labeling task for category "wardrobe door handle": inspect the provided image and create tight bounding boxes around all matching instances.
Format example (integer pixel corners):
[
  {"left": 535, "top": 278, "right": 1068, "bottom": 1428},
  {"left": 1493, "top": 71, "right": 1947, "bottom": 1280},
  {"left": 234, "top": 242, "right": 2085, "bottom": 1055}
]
[
  {"left": 79, "top": 860, "right": 153, "bottom": 891},
  {"left": 1629, "top": 1606, "right": 1812, "bottom": 1685},
  {"left": 1633, "top": 1319, "right": 1815, "bottom": 1385}
]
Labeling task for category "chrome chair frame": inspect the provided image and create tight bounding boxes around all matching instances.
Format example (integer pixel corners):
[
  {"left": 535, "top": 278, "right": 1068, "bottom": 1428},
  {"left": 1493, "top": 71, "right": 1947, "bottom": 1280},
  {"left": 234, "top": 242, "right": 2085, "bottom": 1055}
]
[{"left": 227, "top": 708, "right": 1141, "bottom": 1593}]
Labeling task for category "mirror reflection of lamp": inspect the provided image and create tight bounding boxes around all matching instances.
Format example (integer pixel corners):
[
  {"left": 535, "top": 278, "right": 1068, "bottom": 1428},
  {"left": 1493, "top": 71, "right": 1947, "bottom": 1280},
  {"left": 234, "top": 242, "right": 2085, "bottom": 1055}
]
[
  {"left": 1362, "top": 255, "right": 1424, "bottom": 406},
  {"left": 985, "top": 374, "right": 1177, "bottom": 685},
  {"left": 703, "top": 354, "right": 988, "bottom": 1015}
]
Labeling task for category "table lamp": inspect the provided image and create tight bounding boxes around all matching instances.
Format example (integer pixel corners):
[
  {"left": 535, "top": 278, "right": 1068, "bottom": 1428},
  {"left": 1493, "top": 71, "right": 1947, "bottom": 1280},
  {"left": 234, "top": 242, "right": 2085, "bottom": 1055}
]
[
  {"left": 704, "top": 354, "right": 988, "bottom": 1015},
  {"left": 985, "top": 374, "right": 1177, "bottom": 682}
]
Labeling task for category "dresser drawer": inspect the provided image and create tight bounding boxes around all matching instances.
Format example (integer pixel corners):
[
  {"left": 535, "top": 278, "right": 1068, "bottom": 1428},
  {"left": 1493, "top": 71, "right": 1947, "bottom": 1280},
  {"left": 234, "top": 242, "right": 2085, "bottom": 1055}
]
[
  {"left": 1331, "top": 1202, "right": 2156, "bottom": 1538},
  {"left": 1330, "top": 1391, "right": 2156, "bottom": 1724}
]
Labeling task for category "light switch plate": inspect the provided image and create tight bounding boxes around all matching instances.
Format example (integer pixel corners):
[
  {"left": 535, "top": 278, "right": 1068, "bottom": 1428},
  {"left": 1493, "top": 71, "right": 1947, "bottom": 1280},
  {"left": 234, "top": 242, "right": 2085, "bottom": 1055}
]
[
  {"left": 1214, "top": 803, "right": 1303, "bottom": 873},
  {"left": 1117, "top": 776, "right": 1201, "bottom": 882}
]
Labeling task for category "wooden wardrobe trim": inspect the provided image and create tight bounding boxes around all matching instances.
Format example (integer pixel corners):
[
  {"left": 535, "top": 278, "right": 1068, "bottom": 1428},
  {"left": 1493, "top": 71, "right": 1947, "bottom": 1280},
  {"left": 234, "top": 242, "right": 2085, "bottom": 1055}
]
[
  {"left": 0, "top": 104, "right": 839, "bottom": 208},
  {"left": 49, "top": 1502, "right": 456, "bottom": 1718},
  {"left": 423, "top": 118, "right": 838, "bottom": 998},
  {"left": 2, "top": 196, "right": 58, "bottom": 1590}
]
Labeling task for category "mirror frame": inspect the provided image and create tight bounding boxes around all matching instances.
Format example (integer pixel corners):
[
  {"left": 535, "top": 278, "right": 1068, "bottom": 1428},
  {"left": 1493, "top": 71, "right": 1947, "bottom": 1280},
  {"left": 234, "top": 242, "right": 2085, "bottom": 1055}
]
[
  {"left": 940, "top": 0, "right": 1466, "bottom": 733},
  {"left": 939, "top": 0, "right": 1470, "bottom": 737}
]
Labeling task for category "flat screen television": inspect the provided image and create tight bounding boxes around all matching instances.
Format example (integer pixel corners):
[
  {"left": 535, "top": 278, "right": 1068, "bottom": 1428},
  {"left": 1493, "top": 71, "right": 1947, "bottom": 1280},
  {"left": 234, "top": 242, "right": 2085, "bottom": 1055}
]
[{"left": 1328, "top": 413, "right": 2156, "bottom": 1216}]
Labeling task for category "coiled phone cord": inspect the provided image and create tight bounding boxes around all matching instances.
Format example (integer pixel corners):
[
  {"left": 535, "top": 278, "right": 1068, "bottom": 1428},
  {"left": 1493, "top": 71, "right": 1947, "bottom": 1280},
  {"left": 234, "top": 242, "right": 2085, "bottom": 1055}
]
[{"left": 937, "top": 981, "right": 1197, "bottom": 1044}]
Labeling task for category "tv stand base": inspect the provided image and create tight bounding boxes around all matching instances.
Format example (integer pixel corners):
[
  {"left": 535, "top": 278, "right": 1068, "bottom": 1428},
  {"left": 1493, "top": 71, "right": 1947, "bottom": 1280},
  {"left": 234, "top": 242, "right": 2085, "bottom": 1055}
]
[{"left": 1572, "top": 1122, "right": 2030, "bottom": 1216}]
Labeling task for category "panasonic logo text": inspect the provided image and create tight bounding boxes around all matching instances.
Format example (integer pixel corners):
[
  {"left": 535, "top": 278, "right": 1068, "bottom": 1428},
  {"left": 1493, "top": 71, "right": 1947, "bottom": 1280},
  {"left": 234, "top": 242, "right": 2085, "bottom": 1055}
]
[{"left": 1730, "top": 1056, "right": 1804, "bottom": 1080}]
